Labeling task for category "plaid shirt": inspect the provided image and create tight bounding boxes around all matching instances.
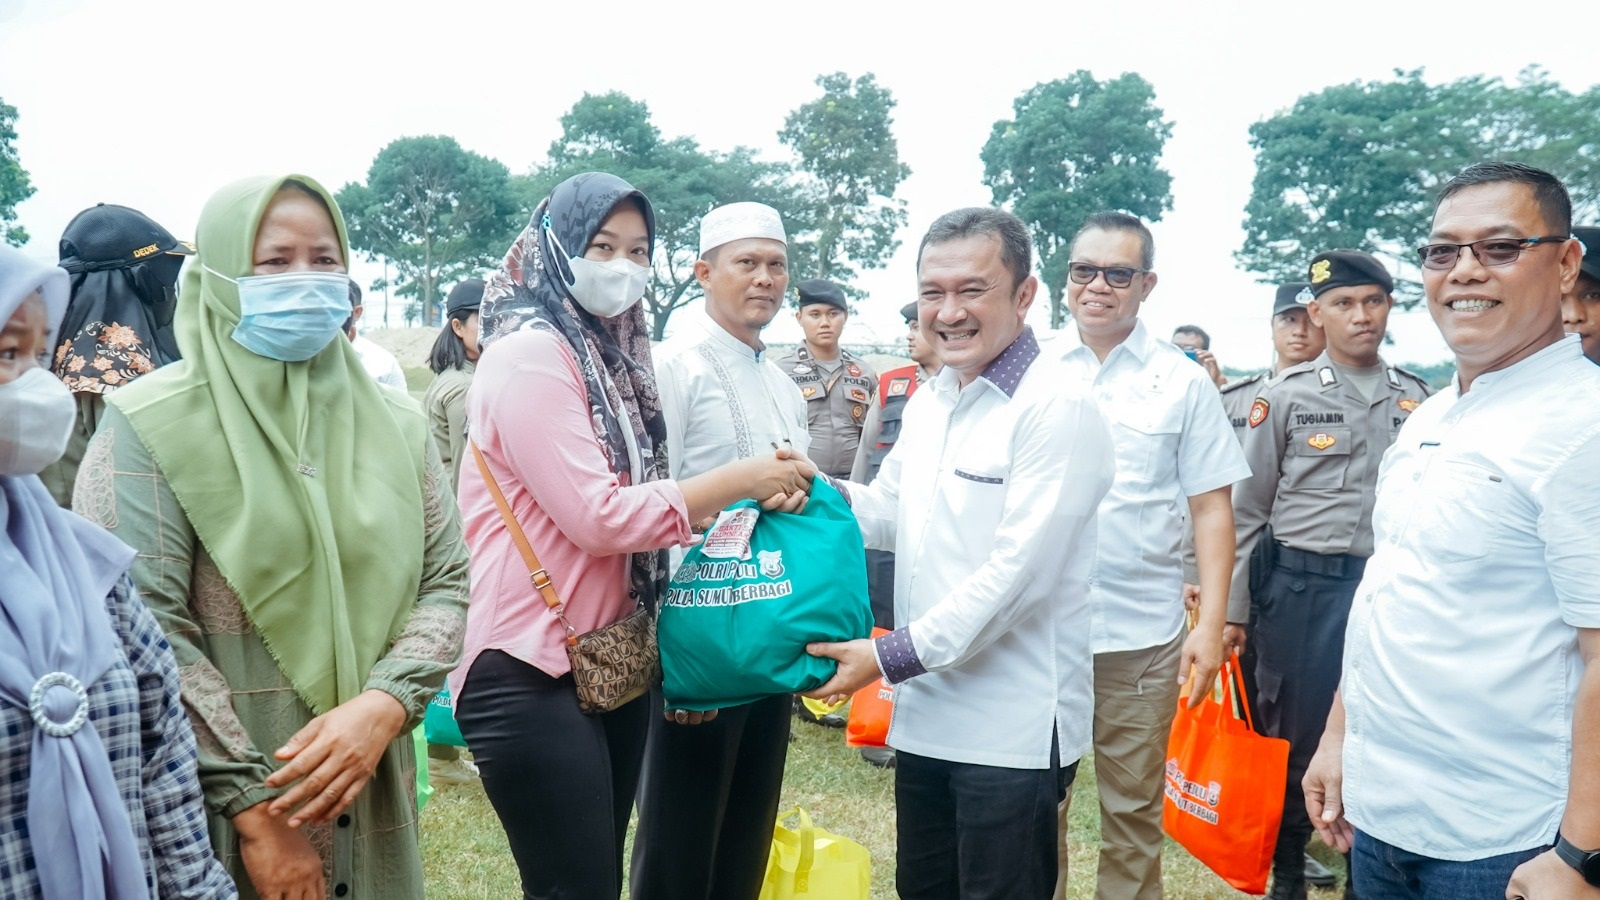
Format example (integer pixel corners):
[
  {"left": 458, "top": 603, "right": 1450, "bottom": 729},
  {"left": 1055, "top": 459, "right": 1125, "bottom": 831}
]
[{"left": 0, "top": 577, "right": 236, "bottom": 898}]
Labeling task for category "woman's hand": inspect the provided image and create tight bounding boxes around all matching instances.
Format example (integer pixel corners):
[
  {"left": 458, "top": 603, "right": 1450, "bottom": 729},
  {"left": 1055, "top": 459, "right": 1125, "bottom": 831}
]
[
  {"left": 664, "top": 707, "right": 720, "bottom": 726},
  {"left": 234, "top": 802, "right": 327, "bottom": 900},
  {"left": 265, "top": 689, "right": 408, "bottom": 828}
]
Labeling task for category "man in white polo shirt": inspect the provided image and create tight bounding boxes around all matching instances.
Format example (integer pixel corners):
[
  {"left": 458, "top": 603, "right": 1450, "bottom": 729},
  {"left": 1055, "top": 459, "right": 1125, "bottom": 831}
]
[
  {"left": 1304, "top": 162, "right": 1600, "bottom": 900},
  {"left": 1053, "top": 211, "right": 1250, "bottom": 900},
  {"left": 807, "top": 206, "right": 1115, "bottom": 899}
]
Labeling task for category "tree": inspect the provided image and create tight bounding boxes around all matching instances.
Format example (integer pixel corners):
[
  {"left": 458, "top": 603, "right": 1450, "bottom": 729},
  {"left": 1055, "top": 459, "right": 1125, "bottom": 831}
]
[
  {"left": 0, "top": 98, "right": 35, "bottom": 247},
  {"left": 337, "top": 136, "right": 522, "bottom": 324},
  {"left": 517, "top": 92, "right": 801, "bottom": 340},
  {"left": 1237, "top": 68, "right": 1600, "bottom": 302},
  {"left": 982, "top": 71, "right": 1174, "bottom": 327},
  {"left": 779, "top": 72, "right": 911, "bottom": 291}
]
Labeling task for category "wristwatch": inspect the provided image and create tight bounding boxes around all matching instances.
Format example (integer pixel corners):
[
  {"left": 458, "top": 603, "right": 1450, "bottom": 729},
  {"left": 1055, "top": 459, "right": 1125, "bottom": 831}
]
[{"left": 1554, "top": 832, "right": 1600, "bottom": 887}]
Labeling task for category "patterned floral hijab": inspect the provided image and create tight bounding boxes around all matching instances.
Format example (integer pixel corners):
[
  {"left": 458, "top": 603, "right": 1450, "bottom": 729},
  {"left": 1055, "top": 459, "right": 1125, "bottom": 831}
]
[
  {"left": 52, "top": 214, "right": 185, "bottom": 394},
  {"left": 479, "top": 172, "right": 669, "bottom": 607}
]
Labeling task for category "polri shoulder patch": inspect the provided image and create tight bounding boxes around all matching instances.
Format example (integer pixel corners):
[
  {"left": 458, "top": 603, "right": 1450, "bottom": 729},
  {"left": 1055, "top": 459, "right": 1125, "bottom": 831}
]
[{"left": 1248, "top": 398, "right": 1270, "bottom": 428}]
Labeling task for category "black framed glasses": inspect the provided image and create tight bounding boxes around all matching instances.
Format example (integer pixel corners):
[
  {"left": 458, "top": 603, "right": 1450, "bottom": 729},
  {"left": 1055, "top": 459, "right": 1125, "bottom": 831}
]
[
  {"left": 1067, "top": 262, "right": 1147, "bottom": 288},
  {"left": 1415, "top": 236, "right": 1569, "bottom": 271}
]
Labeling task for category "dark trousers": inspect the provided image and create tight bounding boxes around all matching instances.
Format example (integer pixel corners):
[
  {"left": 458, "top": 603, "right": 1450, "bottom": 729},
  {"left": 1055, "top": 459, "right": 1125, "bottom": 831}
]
[
  {"left": 1350, "top": 829, "right": 1545, "bottom": 900},
  {"left": 1253, "top": 559, "right": 1361, "bottom": 881},
  {"left": 454, "top": 650, "right": 650, "bottom": 900},
  {"left": 629, "top": 690, "right": 792, "bottom": 900},
  {"left": 895, "top": 747, "right": 1078, "bottom": 900},
  {"left": 865, "top": 549, "right": 896, "bottom": 631}
]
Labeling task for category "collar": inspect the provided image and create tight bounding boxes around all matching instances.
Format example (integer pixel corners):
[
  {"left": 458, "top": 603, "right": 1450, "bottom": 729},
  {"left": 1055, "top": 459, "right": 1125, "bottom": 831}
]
[
  {"left": 703, "top": 317, "right": 766, "bottom": 362},
  {"left": 978, "top": 327, "right": 1041, "bottom": 398},
  {"left": 1062, "top": 318, "right": 1153, "bottom": 364},
  {"left": 1452, "top": 333, "right": 1583, "bottom": 396}
]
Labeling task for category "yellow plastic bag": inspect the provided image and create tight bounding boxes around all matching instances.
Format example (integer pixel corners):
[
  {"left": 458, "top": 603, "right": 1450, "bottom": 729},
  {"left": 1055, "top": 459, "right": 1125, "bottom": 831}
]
[{"left": 759, "top": 807, "right": 871, "bottom": 900}]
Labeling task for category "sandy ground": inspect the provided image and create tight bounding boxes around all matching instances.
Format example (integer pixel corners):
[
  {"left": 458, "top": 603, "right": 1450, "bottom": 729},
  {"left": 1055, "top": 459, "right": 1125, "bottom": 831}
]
[{"left": 365, "top": 327, "right": 440, "bottom": 370}]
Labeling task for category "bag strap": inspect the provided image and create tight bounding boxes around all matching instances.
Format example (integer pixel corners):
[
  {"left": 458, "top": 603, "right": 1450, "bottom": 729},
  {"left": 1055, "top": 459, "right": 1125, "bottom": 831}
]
[
  {"left": 470, "top": 441, "right": 576, "bottom": 645},
  {"left": 1221, "top": 652, "right": 1260, "bottom": 732}
]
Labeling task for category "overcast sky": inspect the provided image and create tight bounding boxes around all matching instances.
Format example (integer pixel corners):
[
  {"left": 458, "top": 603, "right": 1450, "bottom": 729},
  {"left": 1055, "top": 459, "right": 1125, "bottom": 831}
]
[{"left": 4, "top": 0, "right": 1597, "bottom": 369}]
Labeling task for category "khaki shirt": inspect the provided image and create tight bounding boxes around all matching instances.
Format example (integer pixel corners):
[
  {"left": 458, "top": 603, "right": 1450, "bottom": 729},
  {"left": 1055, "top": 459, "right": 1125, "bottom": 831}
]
[
  {"left": 773, "top": 345, "right": 877, "bottom": 477},
  {"left": 1219, "top": 372, "right": 1267, "bottom": 438},
  {"left": 1228, "top": 351, "right": 1433, "bottom": 620}
]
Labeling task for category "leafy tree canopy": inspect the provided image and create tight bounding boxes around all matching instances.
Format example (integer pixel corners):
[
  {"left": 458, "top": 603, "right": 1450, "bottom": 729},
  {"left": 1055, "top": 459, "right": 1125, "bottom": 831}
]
[
  {"left": 0, "top": 99, "right": 35, "bottom": 247},
  {"left": 982, "top": 70, "right": 1174, "bottom": 326},
  {"left": 1237, "top": 67, "right": 1600, "bottom": 302}
]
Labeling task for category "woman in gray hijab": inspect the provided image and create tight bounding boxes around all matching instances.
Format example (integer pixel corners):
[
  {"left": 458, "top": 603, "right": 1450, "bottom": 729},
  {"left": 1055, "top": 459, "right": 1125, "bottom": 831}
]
[{"left": 0, "top": 244, "right": 234, "bottom": 900}]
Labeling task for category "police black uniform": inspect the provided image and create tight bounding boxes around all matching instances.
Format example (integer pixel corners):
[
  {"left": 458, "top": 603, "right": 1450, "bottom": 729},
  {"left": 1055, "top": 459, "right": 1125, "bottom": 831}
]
[
  {"left": 1230, "top": 252, "right": 1432, "bottom": 897},
  {"left": 773, "top": 280, "right": 877, "bottom": 478}
]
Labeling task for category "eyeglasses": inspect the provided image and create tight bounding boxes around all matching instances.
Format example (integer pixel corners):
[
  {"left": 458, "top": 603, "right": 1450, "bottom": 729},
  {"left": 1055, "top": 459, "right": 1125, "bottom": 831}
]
[
  {"left": 1415, "top": 236, "right": 1569, "bottom": 271},
  {"left": 1067, "top": 262, "right": 1147, "bottom": 288}
]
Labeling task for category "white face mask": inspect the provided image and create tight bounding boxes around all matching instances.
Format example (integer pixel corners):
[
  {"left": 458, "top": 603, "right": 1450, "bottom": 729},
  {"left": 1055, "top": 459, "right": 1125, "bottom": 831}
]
[
  {"left": 546, "top": 222, "right": 650, "bottom": 319},
  {"left": 0, "top": 367, "right": 76, "bottom": 476}
]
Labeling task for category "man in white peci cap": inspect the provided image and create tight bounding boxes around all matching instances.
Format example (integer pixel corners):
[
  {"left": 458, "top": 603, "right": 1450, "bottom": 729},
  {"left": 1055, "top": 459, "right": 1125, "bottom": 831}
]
[{"left": 630, "top": 201, "right": 814, "bottom": 900}]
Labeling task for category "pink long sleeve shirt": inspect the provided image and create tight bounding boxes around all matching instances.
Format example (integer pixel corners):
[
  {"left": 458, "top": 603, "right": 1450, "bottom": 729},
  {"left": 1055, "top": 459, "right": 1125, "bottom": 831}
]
[{"left": 450, "top": 328, "right": 691, "bottom": 700}]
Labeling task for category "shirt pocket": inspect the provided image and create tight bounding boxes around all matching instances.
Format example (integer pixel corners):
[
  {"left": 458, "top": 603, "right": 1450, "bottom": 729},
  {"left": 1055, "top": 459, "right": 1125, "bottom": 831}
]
[
  {"left": 1106, "top": 394, "right": 1184, "bottom": 482},
  {"left": 1417, "top": 460, "right": 1504, "bottom": 562},
  {"left": 945, "top": 463, "right": 1010, "bottom": 528},
  {"left": 1284, "top": 426, "right": 1353, "bottom": 491}
]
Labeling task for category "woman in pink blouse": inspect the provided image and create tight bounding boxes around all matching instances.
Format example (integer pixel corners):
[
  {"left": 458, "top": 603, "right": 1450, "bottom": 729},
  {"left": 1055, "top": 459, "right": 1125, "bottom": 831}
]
[{"left": 452, "top": 172, "right": 811, "bottom": 899}]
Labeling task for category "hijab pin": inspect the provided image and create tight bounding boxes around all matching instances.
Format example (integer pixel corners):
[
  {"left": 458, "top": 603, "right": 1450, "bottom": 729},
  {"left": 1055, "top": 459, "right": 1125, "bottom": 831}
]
[{"left": 297, "top": 464, "right": 317, "bottom": 477}]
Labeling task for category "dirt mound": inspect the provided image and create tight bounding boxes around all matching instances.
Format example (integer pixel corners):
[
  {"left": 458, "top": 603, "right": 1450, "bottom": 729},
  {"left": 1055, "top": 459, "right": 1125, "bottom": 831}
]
[{"left": 365, "top": 327, "right": 439, "bottom": 370}]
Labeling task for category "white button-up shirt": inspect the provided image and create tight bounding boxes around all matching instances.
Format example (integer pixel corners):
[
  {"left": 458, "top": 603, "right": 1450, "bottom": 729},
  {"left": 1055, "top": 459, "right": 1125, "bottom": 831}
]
[
  {"left": 848, "top": 330, "right": 1115, "bottom": 769},
  {"left": 1054, "top": 320, "right": 1251, "bottom": 653},
  {"left": 655, "top": 319, "right": 811, "bottom": 482},
  {"left": 1341, "top": 335, "right": 1600, "bottom": 860}
]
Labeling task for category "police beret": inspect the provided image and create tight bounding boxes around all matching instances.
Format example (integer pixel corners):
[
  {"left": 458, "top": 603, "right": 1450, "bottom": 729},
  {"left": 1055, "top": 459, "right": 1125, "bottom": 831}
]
[
  {"left": 1272, "top": 282, "right": 1313, "bottom": 316},
  {"left": 1308, "top": 250, "right": 1393, "bottom": 298},
  {"left": 1574, "top": 226, "right": 1600, "bottom": 282},
  {"left": 900, "top": 301, "right": 917, "bottom": 322},
  {"left": 795, "top": 278, "right": 847, "bottom": 310}
]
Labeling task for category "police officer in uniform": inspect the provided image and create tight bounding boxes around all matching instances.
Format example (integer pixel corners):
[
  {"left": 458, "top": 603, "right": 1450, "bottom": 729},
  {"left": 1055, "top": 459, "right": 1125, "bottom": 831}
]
[
  {"left": 1218, "top": 282, "right": 1327, "bottom": 436},
  {"left": 774, "top": 278, "right": 876, "bottom": 728},
  {"left": 773, "top": 278, "right": 878, "bottom": 479},
  {"left": 1229, "top": 251, "right": 1432, "bottom": 900}
]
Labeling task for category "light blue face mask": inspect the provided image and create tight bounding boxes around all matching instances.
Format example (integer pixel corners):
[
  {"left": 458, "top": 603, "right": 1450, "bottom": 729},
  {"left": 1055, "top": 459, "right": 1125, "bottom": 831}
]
[{"left": 207, "top": 266, "right": 352, "bottom": 361}]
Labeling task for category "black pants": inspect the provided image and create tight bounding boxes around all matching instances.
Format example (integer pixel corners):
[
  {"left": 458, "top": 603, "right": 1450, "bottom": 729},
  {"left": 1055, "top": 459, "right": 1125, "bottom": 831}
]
[
  {"left": 629, "top": 690, "right": 792, "bottom": 900},
  {"left": 865, "top": 549, "right": 896, "bottom": 631},
  {"left": 454, "top": 650, "right": 650, "bottom": 900},
  {"left": 1253, "top": 561, "right": 1361, "bottom": 880},
  {"left": 895, "top": 746, "right": 1077, "bottom": 900}
]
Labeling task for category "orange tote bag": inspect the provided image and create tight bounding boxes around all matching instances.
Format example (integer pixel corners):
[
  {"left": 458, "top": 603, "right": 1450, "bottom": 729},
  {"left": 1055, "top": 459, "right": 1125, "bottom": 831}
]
[
  {"left": 1162, "top": 653, "right": 1289, "bottom": 895},
  {"left": 845, "top": 628, "right": 893, "bottom": 748}
]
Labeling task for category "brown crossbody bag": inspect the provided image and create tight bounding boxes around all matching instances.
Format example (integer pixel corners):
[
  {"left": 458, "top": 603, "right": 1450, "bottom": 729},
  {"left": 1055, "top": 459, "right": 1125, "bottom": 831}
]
[{"left": 470, "top": 442, "right": 659, "bottom": 714}]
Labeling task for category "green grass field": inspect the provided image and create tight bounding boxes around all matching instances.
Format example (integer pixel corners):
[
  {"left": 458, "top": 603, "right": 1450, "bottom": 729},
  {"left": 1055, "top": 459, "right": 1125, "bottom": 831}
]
[{"left": 419, "top": 721, "right": 1348, "bottom": 898}]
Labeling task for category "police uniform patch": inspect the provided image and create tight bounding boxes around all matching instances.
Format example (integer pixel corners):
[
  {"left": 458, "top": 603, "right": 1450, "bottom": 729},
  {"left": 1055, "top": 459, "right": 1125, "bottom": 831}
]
[
  {"left": 1397, "top": 398, "right": 1419, "bottom": 412},
  {"left": 847, "top": 364, "right": 862, "bottom": 377},
  {"left": 1318, "top": 367, "right": 1337, "bottom": 387},
  {"left": 1310, "top": 260, "right": 1332, "bottom": 284},
  {"left": 792, "top": 364, "right": 811, "bottom": 375},
  {"left": 888, "top": 377, "right": 910, "bottom": 397},
  {"left": 848, "top": 386, "right": 869, "bottom": 403},
  {"left": 1248, "top": 398, "right": 1269, "bottom": 428},
  {"left": 852, "top": 404, "right": 864, "bottom": 420},
  {"left": 801, "top": 386, "right": 817, "bottom": 399},
  {"left": 1307, "top": 432, "right": 1337, "bottom": 451}
]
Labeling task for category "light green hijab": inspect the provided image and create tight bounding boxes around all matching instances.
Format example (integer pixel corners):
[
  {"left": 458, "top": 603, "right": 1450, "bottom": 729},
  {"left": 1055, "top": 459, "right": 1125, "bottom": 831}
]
[{"left": 107, "top": 174, "right": 425, "bottom": 715}]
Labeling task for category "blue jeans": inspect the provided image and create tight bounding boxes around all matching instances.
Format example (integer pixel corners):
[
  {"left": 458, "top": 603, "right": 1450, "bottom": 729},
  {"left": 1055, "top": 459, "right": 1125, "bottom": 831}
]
[{"left": 1351, "top": 828, "right": 1547, "bottom": 900}]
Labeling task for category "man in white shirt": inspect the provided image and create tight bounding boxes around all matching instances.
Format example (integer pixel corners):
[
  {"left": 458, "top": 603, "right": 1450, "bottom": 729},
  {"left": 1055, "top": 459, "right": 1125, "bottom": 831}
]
[
  {"left": 1304, "top": 162, "right": 1600, "bottom": 900},
  {"left": 631, "top": 202, "right": 812, "bottom": 900},
  {"left": 1052, "top": 212, "right": 1250, "bottom": 900},
  {"left": 344, "top": 280, "right": 408, "bottom": 390},
  {"left": 807, "top": 207, "right": 1115, "bottom": 899}
]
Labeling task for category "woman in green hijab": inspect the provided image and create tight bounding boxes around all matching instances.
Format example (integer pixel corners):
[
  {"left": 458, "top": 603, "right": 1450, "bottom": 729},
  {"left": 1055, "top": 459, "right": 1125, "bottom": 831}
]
[{"left": 74, "top": 175, "right": 469, "bottom": 900}]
